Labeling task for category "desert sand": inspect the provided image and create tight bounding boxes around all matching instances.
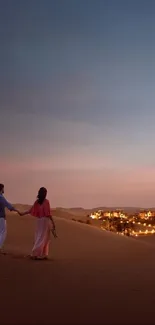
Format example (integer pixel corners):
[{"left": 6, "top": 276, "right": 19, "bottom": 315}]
[{"left": 1, "top": 211, "right": 155, "bottom": 325}]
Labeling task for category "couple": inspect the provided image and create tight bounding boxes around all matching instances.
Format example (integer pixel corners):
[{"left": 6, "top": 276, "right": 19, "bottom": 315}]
[{"left": 0, "top": 184, "right": 57, "bottom": 260}]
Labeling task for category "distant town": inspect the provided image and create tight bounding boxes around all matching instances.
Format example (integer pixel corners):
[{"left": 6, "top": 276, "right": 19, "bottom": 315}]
[{"left": 88, "top": 209, "right": 155, "bottom": 237}]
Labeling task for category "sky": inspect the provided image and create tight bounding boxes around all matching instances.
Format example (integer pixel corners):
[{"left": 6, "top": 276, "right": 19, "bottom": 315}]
[{"left": 1, "top": 0, "right": 155, "bottom": 207}]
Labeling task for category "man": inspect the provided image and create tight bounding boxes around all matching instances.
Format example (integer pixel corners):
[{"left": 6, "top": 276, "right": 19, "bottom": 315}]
[{"left": 0, "top": 184, "right": 20, "bottom": 251}]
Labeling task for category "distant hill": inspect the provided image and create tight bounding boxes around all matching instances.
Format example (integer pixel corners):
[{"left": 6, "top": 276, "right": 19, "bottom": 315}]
[{"left": 13, "top": 204, "right": 155, "bottom": 224}]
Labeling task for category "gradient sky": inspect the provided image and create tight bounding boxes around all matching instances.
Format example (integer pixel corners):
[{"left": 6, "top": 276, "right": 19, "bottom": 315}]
[{"left": 1, "top": 0, "right": 155, "bottom": 207}]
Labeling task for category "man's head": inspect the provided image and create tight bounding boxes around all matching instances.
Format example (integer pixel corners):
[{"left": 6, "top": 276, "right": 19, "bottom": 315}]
[{"left": 0, "top": 184, "right": 4, "bottom": 194}]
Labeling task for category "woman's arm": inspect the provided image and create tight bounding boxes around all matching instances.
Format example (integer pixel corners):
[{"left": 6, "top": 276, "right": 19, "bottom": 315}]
[
  {"left": 46, "top": 200, "right": 55, "bottom": 229},
  {"left": 49, "top": 215, "right": 57, "bottom": 238},
  {"left": 20, "top": 208, "right": 32, "bottom": 216},
  {"left": 49, "top": 215, "right": 56, "bottom": 229},
  {"left": 46, "top": 200, "right": 57, "bottom": 237}
]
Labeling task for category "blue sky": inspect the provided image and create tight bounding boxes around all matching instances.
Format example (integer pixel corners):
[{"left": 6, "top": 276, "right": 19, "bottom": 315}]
[{"left": 1, "top": 0, "right": 155, "bottom": 207}]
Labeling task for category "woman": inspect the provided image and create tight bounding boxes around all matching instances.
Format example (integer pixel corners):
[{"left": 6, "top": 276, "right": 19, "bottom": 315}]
[{"left": 20, "top": 187, "right": 57, "bottom": 260}]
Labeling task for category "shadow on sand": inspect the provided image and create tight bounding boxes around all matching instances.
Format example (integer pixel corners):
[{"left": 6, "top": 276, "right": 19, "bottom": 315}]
[{"left": 0, "top": 251, "right": 53, "bottom": 261}]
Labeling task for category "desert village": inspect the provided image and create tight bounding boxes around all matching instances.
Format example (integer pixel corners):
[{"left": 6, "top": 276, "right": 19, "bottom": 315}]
[{"left": 89, "top": 209, "right": 155, "bottom": 237}]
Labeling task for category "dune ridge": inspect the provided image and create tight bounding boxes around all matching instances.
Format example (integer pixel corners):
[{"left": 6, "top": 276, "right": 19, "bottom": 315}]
[{"left": 0, "top": 209, "right": 155, "bottom": 324}]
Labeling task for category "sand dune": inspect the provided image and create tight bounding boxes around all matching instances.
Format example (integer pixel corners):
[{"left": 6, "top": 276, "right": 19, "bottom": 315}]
[
  {"left": 1, "top": 212, "right": 155, "bottom": 324},
  {"left": 13, "top": 205, "right": 89, "bottom": 221}
]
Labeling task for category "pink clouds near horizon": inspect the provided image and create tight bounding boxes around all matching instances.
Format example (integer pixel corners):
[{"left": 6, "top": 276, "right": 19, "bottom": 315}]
[{"left": 2, "top": 164, "right": 155, "bottom": 208}]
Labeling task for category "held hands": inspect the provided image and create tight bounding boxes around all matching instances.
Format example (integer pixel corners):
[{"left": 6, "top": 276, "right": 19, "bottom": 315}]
[
  {"left": 16, "top": 210, "right": 21, "bottom": 216},
  {"left": 16, "top": 210, "right": 23, "bottom": 216},
  {"left": 19, "top": 212, "right": 24, "bottom": 216}
]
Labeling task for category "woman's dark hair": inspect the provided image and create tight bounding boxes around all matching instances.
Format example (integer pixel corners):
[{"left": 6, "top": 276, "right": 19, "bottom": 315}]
[{"left": 37, "top": 187, "right": 47, "bottom": 205}]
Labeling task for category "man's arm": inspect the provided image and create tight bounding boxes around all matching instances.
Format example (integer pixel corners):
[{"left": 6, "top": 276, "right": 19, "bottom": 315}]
[
  {"left": 2, "top": 196, "right": 15, "bottom": 211},
  {"left": 2, "top": 196, "right": 20, "bottom": 214}
]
